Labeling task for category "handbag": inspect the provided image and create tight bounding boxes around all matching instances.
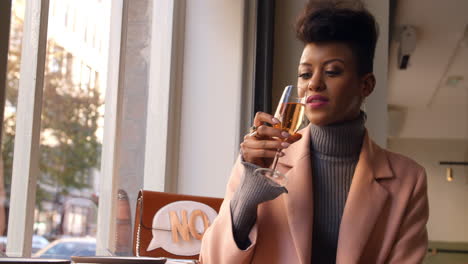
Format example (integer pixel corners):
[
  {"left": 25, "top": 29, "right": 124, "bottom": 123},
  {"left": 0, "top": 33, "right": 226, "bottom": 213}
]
[{"left": 132, "top": 190, "right": 223, "bottom": 259}]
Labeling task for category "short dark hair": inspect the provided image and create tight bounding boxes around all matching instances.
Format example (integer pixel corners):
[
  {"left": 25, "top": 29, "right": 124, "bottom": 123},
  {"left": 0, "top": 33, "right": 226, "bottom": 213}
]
[{"left": 295, "top": 0, "right": 379, "bottom": 75}]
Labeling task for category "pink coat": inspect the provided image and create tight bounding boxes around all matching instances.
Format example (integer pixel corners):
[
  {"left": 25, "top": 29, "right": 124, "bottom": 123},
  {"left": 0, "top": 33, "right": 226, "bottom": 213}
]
[{"left": 200, "top": 126, "right": 429, "bottom": 264}]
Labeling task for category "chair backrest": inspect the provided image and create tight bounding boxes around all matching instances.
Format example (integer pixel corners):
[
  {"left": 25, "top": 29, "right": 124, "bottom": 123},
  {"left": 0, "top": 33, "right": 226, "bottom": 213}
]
[{"left": 132, "top": 190, "right": 223, "bottom": 260}]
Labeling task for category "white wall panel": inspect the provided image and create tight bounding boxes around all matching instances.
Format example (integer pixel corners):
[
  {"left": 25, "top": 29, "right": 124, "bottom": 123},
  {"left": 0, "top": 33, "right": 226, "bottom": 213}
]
[{"left": 177, "top": 1, "right": 245, "bottom": 197}]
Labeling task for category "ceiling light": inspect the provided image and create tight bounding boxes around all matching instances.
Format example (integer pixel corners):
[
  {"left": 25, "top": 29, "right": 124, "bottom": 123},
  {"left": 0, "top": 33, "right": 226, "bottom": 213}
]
[{"left": 446, "top": 167, "right": 453, "bottom": 182}]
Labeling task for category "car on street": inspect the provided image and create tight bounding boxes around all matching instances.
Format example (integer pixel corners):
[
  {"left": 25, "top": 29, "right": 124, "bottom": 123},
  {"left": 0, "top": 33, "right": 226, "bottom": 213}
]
[
  {"left": 33, "top": 237, "right": 96, "bottom": 260},
  {"left": 0, "top": 235, "right": 50, "bottom": 253}
]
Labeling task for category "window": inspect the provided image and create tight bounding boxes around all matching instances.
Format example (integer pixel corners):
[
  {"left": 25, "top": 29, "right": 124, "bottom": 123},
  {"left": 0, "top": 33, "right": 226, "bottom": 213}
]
[
  {"left": 2, "top": 0, "right": 112, "bottom": 257},
  {"left": 1, "top": 0, "right": 246, "bottom": 259}
]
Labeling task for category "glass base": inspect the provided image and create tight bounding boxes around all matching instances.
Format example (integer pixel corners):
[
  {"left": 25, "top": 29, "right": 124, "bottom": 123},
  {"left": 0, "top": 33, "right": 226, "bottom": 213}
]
[{"left": 254, "top": 168, "right": 288, "bottom": 187}]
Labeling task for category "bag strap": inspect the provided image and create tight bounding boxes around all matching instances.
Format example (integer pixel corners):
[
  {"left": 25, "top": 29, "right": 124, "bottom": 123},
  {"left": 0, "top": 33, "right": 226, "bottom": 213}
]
[
  {"left": 137, "top": 191, "right": 170, "bottom": 230},
  {"left": 135, "top": 190, "right": 144, "bottom": 256}
]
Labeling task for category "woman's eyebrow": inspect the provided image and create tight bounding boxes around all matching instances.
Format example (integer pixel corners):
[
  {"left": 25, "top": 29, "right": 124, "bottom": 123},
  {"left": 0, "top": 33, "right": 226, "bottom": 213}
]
[
  {"left": 299, "top": 58, "right": 345, "bottom": 67},
  {"left": 323, "top": 58, "right": 345, "bottom": 65}
]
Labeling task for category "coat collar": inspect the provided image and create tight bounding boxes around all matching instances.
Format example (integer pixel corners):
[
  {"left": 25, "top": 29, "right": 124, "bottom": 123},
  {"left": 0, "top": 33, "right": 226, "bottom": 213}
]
[
  {"left": 280, "top": 124, "right": 393, "bottom": 263},
  {"left": 279, "top": 124, "right": 393, "bottom": 180}
]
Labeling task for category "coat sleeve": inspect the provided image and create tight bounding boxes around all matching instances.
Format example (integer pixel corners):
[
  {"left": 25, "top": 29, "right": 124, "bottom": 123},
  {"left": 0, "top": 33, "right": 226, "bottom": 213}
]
[
  {"left": 386, "top": 168, "right": 429, "bottom": 263},
  {"left": 199, "top": 157, "right": 259, "bottom": 264}
]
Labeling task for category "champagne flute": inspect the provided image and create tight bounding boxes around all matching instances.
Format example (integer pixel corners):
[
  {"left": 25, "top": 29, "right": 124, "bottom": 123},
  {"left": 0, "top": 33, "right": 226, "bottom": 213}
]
[{"left": 254, "top": 85, "right": 307, "bottom": 187}]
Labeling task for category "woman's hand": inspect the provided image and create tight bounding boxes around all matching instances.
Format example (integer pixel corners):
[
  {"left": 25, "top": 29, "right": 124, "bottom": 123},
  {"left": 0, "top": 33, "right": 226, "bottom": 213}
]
[{"left": 240, "top": 112, "right": 302, "bottom": 168}]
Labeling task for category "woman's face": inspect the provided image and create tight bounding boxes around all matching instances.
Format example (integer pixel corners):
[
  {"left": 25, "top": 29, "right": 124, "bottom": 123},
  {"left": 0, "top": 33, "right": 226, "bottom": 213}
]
[{"left": 297, "top": 42, "right": 374, "bottom": 126}]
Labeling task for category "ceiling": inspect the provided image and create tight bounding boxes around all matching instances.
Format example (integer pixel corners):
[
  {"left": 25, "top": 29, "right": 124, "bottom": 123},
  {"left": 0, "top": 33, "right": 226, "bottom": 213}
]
[{"left": 388, "top": 0, "right": 468, "bottom": 139}]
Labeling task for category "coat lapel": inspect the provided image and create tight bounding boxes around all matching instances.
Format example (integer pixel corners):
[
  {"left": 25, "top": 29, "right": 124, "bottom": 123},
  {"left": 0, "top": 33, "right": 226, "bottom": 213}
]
[
  {"left": 336, "top": 131, "right": 393, "bottom": 263},
  {"left": 279, "top": 125, "right": 313, "bottom": 264}
]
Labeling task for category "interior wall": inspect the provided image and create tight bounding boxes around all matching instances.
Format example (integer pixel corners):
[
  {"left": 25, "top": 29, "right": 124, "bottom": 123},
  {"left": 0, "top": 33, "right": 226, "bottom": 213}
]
[
  {"left": 271, "top": 0, "right": 307, "bottom": 107},
  {"left": 177, "top": 0, "right": 245, "bottom": 198},
  {"left": 391, "top": 106, "right": 468, "bottom": 139},
  {"left": 388, "top": 138, "right": 468, "bottom": 242},
  {"left": 362, "top": 0, "right": 389, "bottom": 147}
]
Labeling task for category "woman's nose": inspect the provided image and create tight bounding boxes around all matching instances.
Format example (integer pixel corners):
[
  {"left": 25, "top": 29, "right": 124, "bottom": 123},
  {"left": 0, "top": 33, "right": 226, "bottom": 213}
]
[{"left": 307, "top": 77, "right": 324, "bottom": 92}]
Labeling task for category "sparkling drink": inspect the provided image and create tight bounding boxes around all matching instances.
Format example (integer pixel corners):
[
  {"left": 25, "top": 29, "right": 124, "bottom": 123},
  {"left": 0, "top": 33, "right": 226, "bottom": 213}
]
[{"left": 274, "top": 102, "right": 305, "bottom": 135}]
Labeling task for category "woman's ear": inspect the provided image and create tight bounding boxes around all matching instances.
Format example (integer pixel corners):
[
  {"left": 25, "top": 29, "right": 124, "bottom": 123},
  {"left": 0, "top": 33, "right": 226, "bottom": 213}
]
[{"left": 360, "top": 73, "right": 375, "bottom": 97}]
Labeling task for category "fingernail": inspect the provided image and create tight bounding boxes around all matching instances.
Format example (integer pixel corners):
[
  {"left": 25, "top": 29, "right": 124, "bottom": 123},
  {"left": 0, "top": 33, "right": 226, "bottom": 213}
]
[
  {"left": 279, "top": 152, "right": 285, "bottom": 157},
  {"left": 281, "top": 131, "right": 290, "bottom": 138},
  {"left": 272, "top": 118, "right": 280, "bottom": 124},
  {"left": 281, "top": 142, "right": 290, "bottom": 148}
]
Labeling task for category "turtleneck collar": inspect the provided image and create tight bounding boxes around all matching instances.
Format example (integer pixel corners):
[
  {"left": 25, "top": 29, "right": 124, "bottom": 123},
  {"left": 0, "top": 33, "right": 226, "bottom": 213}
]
[{"left": 309, "top": 111, "right": 366, "bottom": 158}]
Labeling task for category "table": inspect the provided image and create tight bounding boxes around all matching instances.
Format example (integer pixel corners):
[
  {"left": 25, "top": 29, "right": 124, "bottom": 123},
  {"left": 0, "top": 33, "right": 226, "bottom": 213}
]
[{"left": 0, "top": 258, "right": 70, "bottom": 264}]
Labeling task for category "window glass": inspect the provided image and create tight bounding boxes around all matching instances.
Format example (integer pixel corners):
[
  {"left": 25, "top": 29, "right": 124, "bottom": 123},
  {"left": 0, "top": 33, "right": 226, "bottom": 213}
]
[
  {"left": 35, "top": 0, "right": 109, "bottom": 258},
  {"left": 2, "top": 0, "right": 110, "bottom": 258}
]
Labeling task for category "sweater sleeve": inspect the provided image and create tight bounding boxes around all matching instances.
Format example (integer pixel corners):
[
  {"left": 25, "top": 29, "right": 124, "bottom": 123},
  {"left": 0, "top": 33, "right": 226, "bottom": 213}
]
[
  {"left": 230, "top": 160, "right": 287, "bottom": 249},
  {"left": 199, "top": 156, "right": 287, "bottom": 264}
]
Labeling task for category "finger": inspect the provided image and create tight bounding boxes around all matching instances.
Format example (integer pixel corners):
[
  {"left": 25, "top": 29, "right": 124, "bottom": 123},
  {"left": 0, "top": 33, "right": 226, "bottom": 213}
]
[
  {"left": 253, "top": 112, "right": 280, "bottom": 127},
  {"left": 243, "top": 148, "right": 284, "bottom": 160},
  {"left": 242, "top": 138, "right": 290, "bottom": 150},
  {"left": 285, "top": 133, "right": 302, "bottom": 144},
  {"left": 256, "top": 125, "right": 290, "bottom": 139}
]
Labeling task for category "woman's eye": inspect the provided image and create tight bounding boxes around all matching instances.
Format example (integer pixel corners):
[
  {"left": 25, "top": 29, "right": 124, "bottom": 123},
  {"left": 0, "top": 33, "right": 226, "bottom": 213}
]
[
  {"left": 325, "top": 70, "right": 341, "bottom": 76},
  {"left": 298, "top": 72, "right": 312, "bottom": 79}
]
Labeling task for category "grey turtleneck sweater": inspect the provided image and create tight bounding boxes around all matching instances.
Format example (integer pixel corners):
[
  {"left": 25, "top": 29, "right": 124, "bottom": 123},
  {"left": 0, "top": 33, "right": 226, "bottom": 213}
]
[
  {"left": 231, "top": 111, "right": 366, "bottom": 263},
  {"left": 310, "top": 111, "right": 365, "bottom": 263}
]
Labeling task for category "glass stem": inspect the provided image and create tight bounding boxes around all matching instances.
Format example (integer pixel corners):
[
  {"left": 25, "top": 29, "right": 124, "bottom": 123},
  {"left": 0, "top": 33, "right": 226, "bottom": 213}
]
[{"left": 271, "top": 149, "right": 281, "bottom": 171}]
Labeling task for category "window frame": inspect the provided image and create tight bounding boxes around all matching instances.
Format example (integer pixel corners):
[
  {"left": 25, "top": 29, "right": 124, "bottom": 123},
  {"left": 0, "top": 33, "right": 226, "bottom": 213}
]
[
  {"left": 94, "top": 0, "right": 124, "bottom": 255},
  {"left": 6, "top": 0, "right": 50, "bottom": 257}
]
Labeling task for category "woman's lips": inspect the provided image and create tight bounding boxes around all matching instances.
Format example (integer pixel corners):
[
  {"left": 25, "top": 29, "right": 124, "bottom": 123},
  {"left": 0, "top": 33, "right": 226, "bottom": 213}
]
[{"left": 306, "top": 95, "right": 329, "bottom": 108}]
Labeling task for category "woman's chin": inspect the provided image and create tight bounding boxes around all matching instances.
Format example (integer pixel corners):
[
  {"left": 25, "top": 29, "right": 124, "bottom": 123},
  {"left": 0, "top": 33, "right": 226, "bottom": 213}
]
[{"left": 305, "top": 111, "right": 333, "bottom": 126}]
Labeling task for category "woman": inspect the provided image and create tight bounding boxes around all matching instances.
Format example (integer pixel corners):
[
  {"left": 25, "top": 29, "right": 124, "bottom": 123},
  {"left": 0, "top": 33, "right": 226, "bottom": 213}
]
[{"left": 200, "top": 1, "right": 429, "bottom": 263}]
